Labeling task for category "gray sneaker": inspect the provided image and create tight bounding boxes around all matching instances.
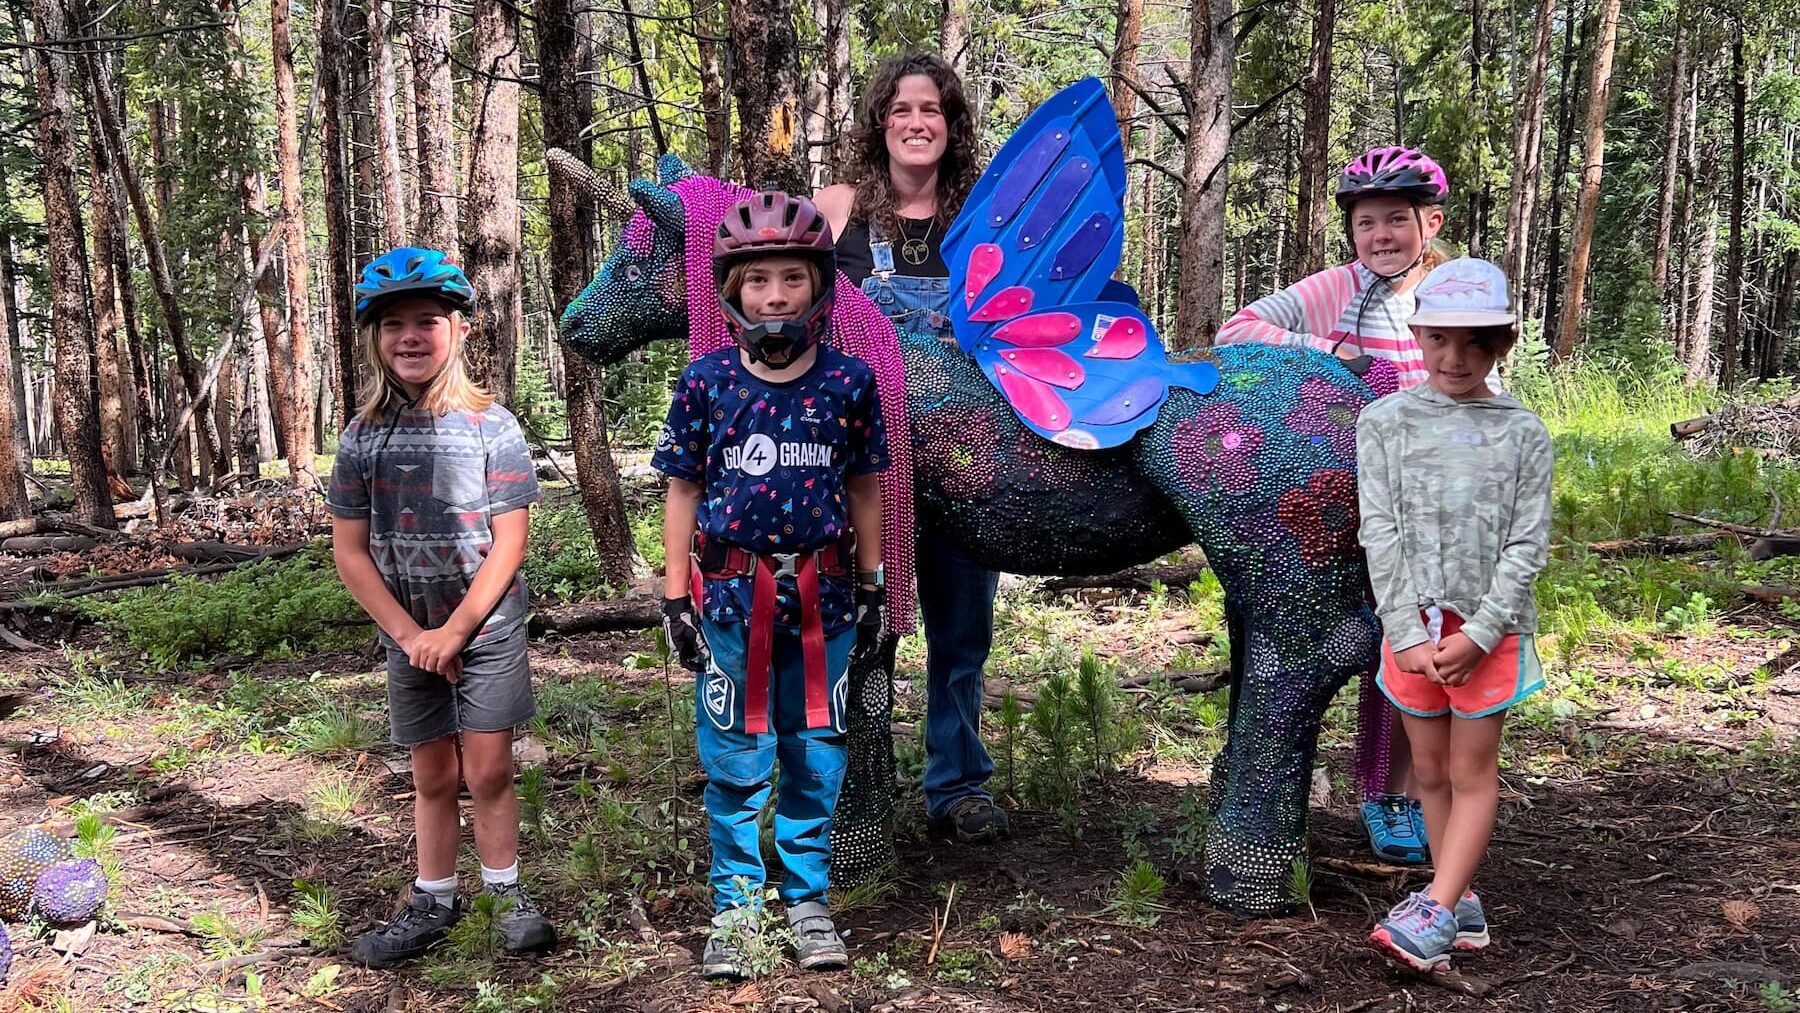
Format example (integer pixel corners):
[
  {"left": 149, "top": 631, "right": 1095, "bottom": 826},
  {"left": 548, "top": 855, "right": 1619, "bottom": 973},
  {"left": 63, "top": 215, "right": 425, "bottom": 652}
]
[
  {"left": 482, "top": 881, "right": 558, "bottom": 953},
  {"left": 928, "top": 795, "right": 1011, "bottom": 844},
  {"left": 349, "top": 887, "right": 462, "bottom": 968},
  {"left": 702, "top": 910, "right": 753, "bottom": 981},
  {"left": 787, "top": 901, "right": 848, "bottom": 970},
  {"left": 1453, "top": 891, "right": 1489, "bottom": 950}
]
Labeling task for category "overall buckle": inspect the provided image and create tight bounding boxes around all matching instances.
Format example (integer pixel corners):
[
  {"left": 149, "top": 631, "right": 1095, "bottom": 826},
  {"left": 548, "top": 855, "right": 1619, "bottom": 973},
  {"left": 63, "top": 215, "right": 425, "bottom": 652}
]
[{"left": 769, "top": 552, "right": 803, "bottom": 580}]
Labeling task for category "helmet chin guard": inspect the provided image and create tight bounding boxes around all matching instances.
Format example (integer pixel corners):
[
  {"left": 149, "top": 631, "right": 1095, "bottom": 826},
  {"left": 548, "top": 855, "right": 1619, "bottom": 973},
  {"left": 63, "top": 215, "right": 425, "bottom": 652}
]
[{"left": 714, "top": 191, "right": 837, "bottom": 368}]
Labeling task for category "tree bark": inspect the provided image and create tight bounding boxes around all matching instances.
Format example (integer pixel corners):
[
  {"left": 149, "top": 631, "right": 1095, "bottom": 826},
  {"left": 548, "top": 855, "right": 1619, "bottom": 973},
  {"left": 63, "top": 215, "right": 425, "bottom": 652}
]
[
  {"left": 465, "top": 0, "right": 523, "bottom": 404},
  {"left": 1467, "top": 0, "right": 1491, "bottom": 254},
  {"left": 1721, "top": 24, "right": 1745, "bottom": 387},
  {"left": 86, "top": 122, "right": 129, "bottom": 478},
  {"left": 369, "top": 0, "right": 410, "bottom": 246},
  {"left": 273, "top": 0, "right": 318, "bottom": 484},
  {"left": 320, "top": 0, "right": 359, "bottom": 429},
  {"left": 694, "top": 0, "right": 730, "bottom": 177},
  {"left": 413, "top": 0, "right": 459, "bottom": 251},
  {"left": 1765, "top": 248, "right": 1798, "bottom": 379},
  {"left": 1502, "top": 0, "right": 1556, "bottom": 298},
  {"left": 0, "top": 228, "right": 26, "bottom": 519},
  {"left": 941, "top": 0, "right": 969, "bottom": 77},
  {"left": 1651, "top": 8, "right": 1687, "bottom": 301},
  {"left": 1552, "top": 0, "right": 1621, "bottom": 360},
  {"left": 32, "top": 0, "right": 113, "bottom": 526},
  {"left": 1294, "top": 0, "right": 1335, "bottom": 278},
  {"left": 1683, "top": 152, "right": 1719, "bottom": 385},
  {"left": 1174, "top": 0, "right": 1234, "bottom": 349},
  {"left": 729, "top": 0, "right": 807, "bottom": 193},
  {"left": 803, "top": 0, "right": 852, "bottom": 187},
  {"left": 1538, "top": 0, "right": 1585, "bottom": 328},
  {"left": 0, "top": 230, "right": 29, "bottom": 472},
  {"left": 76, "top": 20, "right": 224, "bottom": 485},
  {"left": 540, "top": 0, "right": 637, "bottom": 586},
  {"left": 1108, "top": 0, "right": 1144, "bottom": 150}
]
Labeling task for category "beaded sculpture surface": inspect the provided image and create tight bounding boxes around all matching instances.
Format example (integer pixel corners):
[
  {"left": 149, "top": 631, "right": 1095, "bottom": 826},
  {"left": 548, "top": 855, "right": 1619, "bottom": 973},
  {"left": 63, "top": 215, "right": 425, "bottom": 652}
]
[
  {"left": 560, "top": 157, "right": 1399, "bottom": 916},
  {"left": 32, "top": 859, "right": 108, "bottom": 924},
  {"left": 0, "top": 827, "right": 70, "bottom": 922}
]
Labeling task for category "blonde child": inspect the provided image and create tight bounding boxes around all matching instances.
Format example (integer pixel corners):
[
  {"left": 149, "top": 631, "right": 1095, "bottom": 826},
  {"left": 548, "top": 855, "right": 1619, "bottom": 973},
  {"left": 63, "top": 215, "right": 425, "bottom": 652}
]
[
  {"left": 654, "top": 193, "right": 887, "bottom": 981},
  {"left": 1357, "top": 258, "right": 1552, "bottom": 970},
  {"left": 327, "top": 248, "right": 555, "bottom": 966}
]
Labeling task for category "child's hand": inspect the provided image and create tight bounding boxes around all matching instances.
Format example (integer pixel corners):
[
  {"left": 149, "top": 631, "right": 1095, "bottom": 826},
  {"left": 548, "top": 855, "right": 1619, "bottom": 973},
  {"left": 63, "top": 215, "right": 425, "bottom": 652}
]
[
  {"left": 1432, "top": 633, "right": 1487, "bottom": 686},
  {"left": 1393, "top": 643, "right": 1441, "bottom": 683},
  {"left": 660, "top": 596, "right": 710, "bottom": 673},
  {"left": 409, "top": 626, "right": 468, "bottom": 683}
]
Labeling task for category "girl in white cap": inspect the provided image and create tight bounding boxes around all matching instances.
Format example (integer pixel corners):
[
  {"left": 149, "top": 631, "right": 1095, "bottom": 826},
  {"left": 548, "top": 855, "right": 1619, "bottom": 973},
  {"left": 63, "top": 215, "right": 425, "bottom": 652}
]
[{"left": 1356, "top": 258, "right": 1553, "bottom": 971}]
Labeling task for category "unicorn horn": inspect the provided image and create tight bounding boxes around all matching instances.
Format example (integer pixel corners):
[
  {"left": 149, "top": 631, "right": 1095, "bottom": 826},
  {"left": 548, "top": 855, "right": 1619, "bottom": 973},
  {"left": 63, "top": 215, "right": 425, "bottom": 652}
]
[{"left": 547, "top": 147, "right": 633, "bottom": 219}]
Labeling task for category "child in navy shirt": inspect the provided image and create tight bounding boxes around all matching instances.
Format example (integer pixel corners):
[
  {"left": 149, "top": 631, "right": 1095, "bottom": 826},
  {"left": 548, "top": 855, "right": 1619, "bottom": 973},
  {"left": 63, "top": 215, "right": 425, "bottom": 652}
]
[{"left": 653, "top": 192, "right": 887, "bottom": 981}]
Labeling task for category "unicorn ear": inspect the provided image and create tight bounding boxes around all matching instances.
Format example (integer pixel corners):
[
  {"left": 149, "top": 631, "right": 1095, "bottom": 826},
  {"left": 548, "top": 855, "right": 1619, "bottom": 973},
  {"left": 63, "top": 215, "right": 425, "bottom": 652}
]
[
  {"left": 656, "top": 153, "right": 696, "bottom": 186},
  {"left": 628, "top": 178, "right": 685, "bottom": 236}
]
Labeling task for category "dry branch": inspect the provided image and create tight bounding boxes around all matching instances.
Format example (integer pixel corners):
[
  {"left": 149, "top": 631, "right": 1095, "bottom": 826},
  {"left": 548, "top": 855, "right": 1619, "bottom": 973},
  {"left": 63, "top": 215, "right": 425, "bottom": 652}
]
[
  {"left": 528, "top": 597, "right": 664, "bottom": 635},
  {"left": 1042, "top": 560, "right": 1211, "bottom": 592},
  {"left": 1586, "top": 532, "right": 1726, "bottom": 556}
]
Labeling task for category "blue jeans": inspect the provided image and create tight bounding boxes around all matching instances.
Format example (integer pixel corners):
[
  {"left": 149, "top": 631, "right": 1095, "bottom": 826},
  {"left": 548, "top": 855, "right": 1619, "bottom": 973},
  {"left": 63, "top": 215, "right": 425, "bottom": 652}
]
[
  {"left": 697, "top": 618, "right": 853, "bottom": 912},
  {"left": 915, "top": 531, "right": 1000, "bottom": 819}
]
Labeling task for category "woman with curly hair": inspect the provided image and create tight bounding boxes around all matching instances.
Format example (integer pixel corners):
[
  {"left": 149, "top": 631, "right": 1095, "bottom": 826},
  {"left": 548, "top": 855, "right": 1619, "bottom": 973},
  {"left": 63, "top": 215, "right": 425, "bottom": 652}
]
[{"left": 814, "top": 54, "right": 1010, "bottom": 847}]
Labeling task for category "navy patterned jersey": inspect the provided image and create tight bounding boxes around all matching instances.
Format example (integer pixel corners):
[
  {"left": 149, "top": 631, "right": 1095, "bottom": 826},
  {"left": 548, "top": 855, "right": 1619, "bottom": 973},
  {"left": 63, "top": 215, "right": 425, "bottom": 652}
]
[
  {"left": 653, "top": 346, "right": 888, "bottom": 633},
  {"left": 326, "top": 402, "right": 541, "bottom": 648}
]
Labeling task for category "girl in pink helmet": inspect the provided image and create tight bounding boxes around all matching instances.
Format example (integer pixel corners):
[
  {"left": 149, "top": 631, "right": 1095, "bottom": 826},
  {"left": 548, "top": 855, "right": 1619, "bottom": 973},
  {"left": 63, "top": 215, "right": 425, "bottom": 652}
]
[{"left": 1217, "top": 145, "right": 1453, "bottom": 865}]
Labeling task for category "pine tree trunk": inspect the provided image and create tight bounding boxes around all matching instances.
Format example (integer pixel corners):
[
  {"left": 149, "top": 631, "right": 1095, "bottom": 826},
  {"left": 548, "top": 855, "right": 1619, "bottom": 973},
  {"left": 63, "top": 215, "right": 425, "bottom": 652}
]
[
  {"left": 729, "top": 0, "right": 807, "bottom": 193},
  {"left": 274, "top": 0, "right": 318, "bottom": 484},
  {"left": 85, "top": 119, "right": 129, "bottom": 474},
  {"left": 1552, "top": 0, "right": 1622, "bottom": 360},
  {"left": 824, "top": 0, "right": 853, "bottom": 178},
  {"left": 1174, "top": 0, "right": 1234, "bottom": 349},
  {"left": 0, "top": 228, "right": 29, "bottom": 497},
  {"left": 320, "top": 0, "right": 359, "bottom": 429},
  {"left": 465, "top": 0, "right": 523, "bottom": 404},
  {"left": 1294, "top": 0, "right": 1335, "bottom": 278},
  {"left": 695, "top": 0, "right": 730, "bottom": 177},
  {"left": 1467, "top": 0, "right": 1491, "bottom": 254},
  {"left": 541, "top": 0, "right": 637, "bottom": 586},
  {"left": 1109, "top": 0, "right": 1144, "bottom": 149},
  {"left": 1684, "top": 152, "right": 1719, "bottom": 385},
  {"left": 1140, "top": 114, "right": 1160, "bottom": 311},
  {"left": 1538, "top": 0, "right": 1585, "bottom": 328},
  {"left": 803, "top": 0, "right": 846, "bottom": 187},
  {"left": 369, "top": 0, "right": 410, "bottom": 246},
  {"left": 345, "top": 0, "right": 378, "bottom": 265},
  {"left": 941, "top": 0, "right": 969, "bottom": 77},
  {"left": 1721, "top": 25, "right": 1746, "bottom": 387},
  {"left": 1651, "top": 8, "right": 1687, "bottom": 301},
  {"left": 413, "top": 0, "right": 459, "bottom": 251},
  {"left": 32, "top": 0, "right": 113, "bottom": 526},
  {"left": 1765, "top": 248, "right": 1798, "bottom": 378},
  {"left": 1503, "top": 0, "right": 1555, "bottom": 297}
]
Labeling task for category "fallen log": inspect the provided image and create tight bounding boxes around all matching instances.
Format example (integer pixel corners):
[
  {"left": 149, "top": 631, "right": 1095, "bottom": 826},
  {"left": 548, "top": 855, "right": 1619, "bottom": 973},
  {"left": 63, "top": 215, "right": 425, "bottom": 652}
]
[
  {"left": 1586, "top": 532, "right": 1726, "bottom": 556},
  {"left": 1043, "top": 560, "right": 1211, "bottom": 592},
  {"left": 0, "top": 544, "right": 308, "bottom": 609},
  {"left": 166, "top": 541, "right": 272, "bottom": 563},
  {"left": 1671, "top": 415, "right": 1713, "bottom": 440},
  {"left": 0, "top": 518, "right": 37, "bottom": 539},
  {"left": 1749, "top": 535, "right": 1800, "bottom": 561},
  {"left": 529, "top": 597, "right": 664, "bottom": 636},
  {"left": 1742, "top": 584, "right": 1800, "bottom": 605},
  {"left": 1667, "top": 511, "right": 1772, "bottom": 537},
  {"left": 1, "top": 535, "right": 98, "bottom": 554}
]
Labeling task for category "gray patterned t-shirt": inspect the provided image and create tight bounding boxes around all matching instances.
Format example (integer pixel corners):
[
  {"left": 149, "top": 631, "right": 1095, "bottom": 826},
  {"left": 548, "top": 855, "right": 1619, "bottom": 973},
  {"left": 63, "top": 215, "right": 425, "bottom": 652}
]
[{"left": 327, "top": 402, "right": 541, "bottom": 649}]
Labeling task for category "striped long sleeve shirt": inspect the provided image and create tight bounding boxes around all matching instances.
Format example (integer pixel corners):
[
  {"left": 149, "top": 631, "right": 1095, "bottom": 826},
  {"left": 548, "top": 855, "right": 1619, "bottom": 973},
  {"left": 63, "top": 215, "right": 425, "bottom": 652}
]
[{"left": 1216, "top": 263, "right": 1429, "bottom": 390}]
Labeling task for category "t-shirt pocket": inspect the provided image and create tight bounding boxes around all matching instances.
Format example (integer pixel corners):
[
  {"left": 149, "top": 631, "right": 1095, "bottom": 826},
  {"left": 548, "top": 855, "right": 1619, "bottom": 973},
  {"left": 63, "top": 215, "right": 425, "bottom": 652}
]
[{"left": 432, "top": 457, "right": 486, "bottom": 507}]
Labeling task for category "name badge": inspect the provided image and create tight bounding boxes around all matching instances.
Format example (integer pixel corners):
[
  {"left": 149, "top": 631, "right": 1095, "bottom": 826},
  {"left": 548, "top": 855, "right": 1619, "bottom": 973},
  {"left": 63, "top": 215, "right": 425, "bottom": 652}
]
[{"left": 1450, "top": 431, "right": 1485, "bottom": 446}]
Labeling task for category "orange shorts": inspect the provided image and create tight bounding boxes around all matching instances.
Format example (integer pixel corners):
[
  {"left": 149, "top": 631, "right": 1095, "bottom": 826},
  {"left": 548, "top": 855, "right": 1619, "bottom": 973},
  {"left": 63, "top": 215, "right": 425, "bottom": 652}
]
[{"left": 1377, "top": 609, "right": 1544, "bottom": 719}]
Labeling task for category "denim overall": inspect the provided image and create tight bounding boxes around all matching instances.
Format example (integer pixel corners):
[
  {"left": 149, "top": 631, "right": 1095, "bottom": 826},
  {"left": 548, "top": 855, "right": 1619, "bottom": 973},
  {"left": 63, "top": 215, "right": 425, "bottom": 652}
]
[{"left": 860, "top": 224, "right": 1002, "bottom": 821}]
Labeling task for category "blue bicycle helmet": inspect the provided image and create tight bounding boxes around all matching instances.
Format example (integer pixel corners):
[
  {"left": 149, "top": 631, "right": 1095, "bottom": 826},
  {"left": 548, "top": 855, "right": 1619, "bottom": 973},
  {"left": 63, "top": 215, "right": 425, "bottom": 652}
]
[{"left": 354, "top": 247, "right": 476, "bottom": 326}]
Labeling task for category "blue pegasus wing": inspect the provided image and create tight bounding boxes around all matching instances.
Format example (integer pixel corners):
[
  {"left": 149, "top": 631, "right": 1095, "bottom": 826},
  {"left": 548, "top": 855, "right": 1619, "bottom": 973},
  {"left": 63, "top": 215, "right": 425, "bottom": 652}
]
[{"left": 943, "top": 77, "right": 1217, "bottom": 450}]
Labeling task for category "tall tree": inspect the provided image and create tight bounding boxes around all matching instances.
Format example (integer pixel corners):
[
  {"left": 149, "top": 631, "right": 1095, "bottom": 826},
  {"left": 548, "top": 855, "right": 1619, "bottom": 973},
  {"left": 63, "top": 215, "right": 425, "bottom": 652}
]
[
  {"left": 1502, "top": 0, "right": 1556, "bottom": 297},
  {"left": 1553, "top": 0, "right": 1622, "bottom": 359},
  {"left": 1683, "top": 155, "right": 1720, "bottom": 385},
  {"left": 465, "top": 0, "right": 523, "bottom": 404},
  {"left": 413, "top": 0, "right": 459, "bottom": 251},
  {"left": 369, "top": 0, "right": 409, "bottom": 246},
  {"left": 31, "top": 0, "right": 112, "bottom": 525},
  {"left": 1651, "top": 7, "right": 1688, "bottom": 299},
  {"left": 541, "top": 0, "right": 638, "bottom": 587},
  {"left": 694, "top": 0, "right": 729, "bottom": 177},
  {"left": 728, "top": 0, "right": 806, "bottom": 192},
  {"left": 1720, "top": 22, "right": 1746, "bottom": 386},
  {"left": 1175, "top": 0, "right": 1234, "bottom": 349},
  {"left": 1108, "top": 0, "right": 1144, "bottom": 149},
  {"left": 85, "top": 93, "right": 129, "bottom": 473},
  {"left": 941, "top": 0, "right": 969, "bottom": 77},
  {"left": 0, "top": 228, "right": 29, "bottom": 497},
  {"left": 320, "top": 0, "right": 358, "bottom": 428},
  {"left": 1294, "top": 0, "right": 1336, "bottom": 277},
  {"left": 1538, "top": 0, "right": 1586, "bottom": 329},
  {"left": 273, "top": 0, "right": 318, "bottom": 482},
  {"left": 803, "top": 0, "right": 853, "bottom": 185}
]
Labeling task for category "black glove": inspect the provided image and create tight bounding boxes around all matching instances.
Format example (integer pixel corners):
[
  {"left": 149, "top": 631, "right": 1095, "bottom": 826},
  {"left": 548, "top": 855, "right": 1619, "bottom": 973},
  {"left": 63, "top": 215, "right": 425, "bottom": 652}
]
[
  {"left": 854, "top": 584, "right": 886, "bottom": 654},
  {"left": 660, "top": 596, "right": 710, "bottom": 672}
]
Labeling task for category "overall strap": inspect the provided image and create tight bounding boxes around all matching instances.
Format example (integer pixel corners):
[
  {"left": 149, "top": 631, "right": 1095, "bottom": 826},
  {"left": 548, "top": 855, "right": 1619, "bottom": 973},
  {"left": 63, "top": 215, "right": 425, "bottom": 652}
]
[
  {"left": 741, "top": 552, "right": 835, "bottom": 734},
  {"left": 867, "top": 220, "right": 896, "bottom": 282}
]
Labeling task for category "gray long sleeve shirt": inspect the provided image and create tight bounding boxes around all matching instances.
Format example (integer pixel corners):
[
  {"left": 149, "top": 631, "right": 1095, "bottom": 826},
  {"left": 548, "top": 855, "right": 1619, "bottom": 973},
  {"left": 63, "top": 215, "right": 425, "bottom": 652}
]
[{"left": 1356, "top": 384, "right": 1554, "bottom": 655}]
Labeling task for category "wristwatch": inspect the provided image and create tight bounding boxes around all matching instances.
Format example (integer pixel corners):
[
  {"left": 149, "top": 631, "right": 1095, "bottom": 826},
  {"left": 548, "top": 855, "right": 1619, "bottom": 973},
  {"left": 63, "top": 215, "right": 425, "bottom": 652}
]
[{"left": 858, "top": 565, "right": 884, "bottom": 588}]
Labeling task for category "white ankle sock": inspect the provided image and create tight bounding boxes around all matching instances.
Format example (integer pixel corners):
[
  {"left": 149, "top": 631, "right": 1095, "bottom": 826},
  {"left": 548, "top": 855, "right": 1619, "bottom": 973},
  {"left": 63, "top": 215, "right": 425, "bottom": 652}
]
[
  {"left": 480, "top": 861, "right": 519, "bottom": 888},
  {"left": 415, "top": 874, "right": 458, "bottom": 909}
]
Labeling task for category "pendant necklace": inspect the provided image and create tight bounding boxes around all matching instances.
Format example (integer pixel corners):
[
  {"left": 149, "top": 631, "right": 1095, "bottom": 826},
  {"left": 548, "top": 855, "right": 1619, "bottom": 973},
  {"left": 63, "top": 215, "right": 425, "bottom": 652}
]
[{"left": 900, "top": 216, "right": 935, "bottom": 266}]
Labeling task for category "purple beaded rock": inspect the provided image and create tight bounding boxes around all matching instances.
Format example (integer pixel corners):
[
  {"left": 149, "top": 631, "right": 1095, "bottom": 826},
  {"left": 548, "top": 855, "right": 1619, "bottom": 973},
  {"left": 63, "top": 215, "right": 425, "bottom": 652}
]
[
  {"left": 32, "top": 859, "right": 108, "bottom": 924},
  {"left": 0, "top": 922, "right": 11, "bottom": 985},
  {"left": 0, "top": 828, "right": 71, "bottom": 922}
]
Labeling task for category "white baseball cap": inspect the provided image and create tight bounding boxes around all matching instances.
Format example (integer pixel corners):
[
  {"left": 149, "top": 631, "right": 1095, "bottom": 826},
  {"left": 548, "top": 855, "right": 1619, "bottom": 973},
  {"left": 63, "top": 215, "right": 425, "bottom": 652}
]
[{"left": 1408, "top": 258, "right": 1516, "bottom": 328}]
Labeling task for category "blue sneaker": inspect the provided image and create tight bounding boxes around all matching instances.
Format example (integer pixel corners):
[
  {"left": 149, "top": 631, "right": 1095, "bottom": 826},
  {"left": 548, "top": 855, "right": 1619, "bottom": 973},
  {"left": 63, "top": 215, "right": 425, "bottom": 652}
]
[
  {"left": 1453, "top": 891, "right": 1489, "bottom": 950},
  {"left": 1362, "top": 794, "right": 1427, "bottom": 864},
  {"left": 1408, "top": 798, "right": 1431, "bottom": 855},
  {"left": 1369, "top": 892, "right": 1458, "bottom": 971}
]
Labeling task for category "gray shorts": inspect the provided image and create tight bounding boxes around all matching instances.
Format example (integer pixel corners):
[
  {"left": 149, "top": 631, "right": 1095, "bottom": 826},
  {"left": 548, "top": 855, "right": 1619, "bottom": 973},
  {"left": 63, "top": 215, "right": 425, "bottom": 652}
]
[{"left": 385, "top": 624, "right": 535, "bottom": 747}]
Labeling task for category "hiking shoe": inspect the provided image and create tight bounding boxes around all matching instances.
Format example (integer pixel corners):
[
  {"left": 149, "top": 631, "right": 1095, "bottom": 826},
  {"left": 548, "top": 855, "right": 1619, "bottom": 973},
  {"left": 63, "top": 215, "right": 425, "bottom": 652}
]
[
  {"left": 482, "top": 881, "right": 558, "bottom": 953},
  {"left": 1369, "top": 891, "right": 1458, "bottom": 972},
  {"left": 701, "top": 910, "right": 754, "bottom": 982},
  {"left": 1408, "top": 798, "right": 1431, "bottom": 853},
  {"left": 1453, "top": 891, "right": 1489, "bottom": 951},
  {"left": 786, "top": 901, "right": 848, "bottom": 971},
  {"left": 928, "top": 795, "right": 1010, "bottom": 844},
  {"left": 1362, "top": 794, "right": 1427, "bottom": 865},
  {"left": 349, "top": 887, "right": 462, "bottom": 968}
]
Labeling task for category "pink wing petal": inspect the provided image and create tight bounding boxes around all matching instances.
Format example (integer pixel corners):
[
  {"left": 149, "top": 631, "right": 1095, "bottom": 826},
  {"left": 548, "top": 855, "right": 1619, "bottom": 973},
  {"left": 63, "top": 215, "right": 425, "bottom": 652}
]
[
  {"left": 997, "top": 346, "right": 1084, "bottom": 389},
  {"left": 993, "top": 366, "right": 1071, "bottom": 431},
  {"left": 969, "top": 286, "right": 1034, "bottom": 322},
  {"left": 963, "top": 244, "right": 1004, "bottom": 308},
  {"left": 993, "top": 312, "right": 1083, "bottom": 348},
  {"left": 1085, "top": 316, "right": 1148, "bottom": 359}
]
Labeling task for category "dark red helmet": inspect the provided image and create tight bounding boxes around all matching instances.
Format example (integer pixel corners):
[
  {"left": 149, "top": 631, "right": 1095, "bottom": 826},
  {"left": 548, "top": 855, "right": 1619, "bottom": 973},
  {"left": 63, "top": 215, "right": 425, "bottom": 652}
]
[
  {"left": 1334, "top": 146, "right": 1449, "bottom": 210},
  {"left": 714, "top": 191, "right": 837, "bottom": 366}
]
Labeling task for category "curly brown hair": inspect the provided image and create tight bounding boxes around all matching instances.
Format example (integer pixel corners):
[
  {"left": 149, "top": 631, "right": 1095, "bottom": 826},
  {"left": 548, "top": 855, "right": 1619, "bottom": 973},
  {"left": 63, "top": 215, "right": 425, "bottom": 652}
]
[{"left": 848, "top": 53, "right": 981, "bottom": 242}]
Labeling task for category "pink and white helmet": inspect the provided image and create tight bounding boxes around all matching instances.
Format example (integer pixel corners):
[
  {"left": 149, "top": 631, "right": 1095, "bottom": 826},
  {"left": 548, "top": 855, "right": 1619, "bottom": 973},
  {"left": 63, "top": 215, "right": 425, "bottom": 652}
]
[
  {"left": 1334, "top": 146, "right": 1449, "bottom": 209},
  {"left": 712, "top": 191, "right": 838, "bottom": 366}
]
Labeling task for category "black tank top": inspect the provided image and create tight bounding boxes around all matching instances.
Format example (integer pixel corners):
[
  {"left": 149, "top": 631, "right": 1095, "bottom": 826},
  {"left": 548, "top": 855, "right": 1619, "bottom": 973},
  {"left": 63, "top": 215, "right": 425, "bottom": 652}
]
[{"left": 835, "top": 215, "right": 949, "bottom": 284}]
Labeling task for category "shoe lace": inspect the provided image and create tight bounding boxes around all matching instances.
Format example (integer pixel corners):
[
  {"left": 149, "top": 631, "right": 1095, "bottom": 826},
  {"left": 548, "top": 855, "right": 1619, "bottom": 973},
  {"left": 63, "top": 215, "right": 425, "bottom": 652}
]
[
  {"left": 377, "top": 898, "right": 441, "bottom": 937},
  {"left": 948, "top": 795, "right": 995, "bottom": 820},
  {"left": 1379, "top": 798, "right": 1417, "bottom": 838},
  {"left": 487, "top": 882, "right": 539, "bottom": 915},
  {"left": 1394, "top": 894, "right": 1446, "bottom": 934}
]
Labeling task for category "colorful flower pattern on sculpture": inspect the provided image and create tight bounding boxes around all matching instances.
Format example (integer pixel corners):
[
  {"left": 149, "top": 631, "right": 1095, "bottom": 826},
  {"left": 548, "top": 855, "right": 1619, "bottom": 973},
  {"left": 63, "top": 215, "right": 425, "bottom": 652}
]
[
  {"left": 1277, "top": 469, "right": 1360, "bottom": 567},
  {"left": 1174, "top": 402, "right": 1264, "bottom": 494},
  {"left": 1286, "top": 376, "right": 1363, "bottom": 463}
]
